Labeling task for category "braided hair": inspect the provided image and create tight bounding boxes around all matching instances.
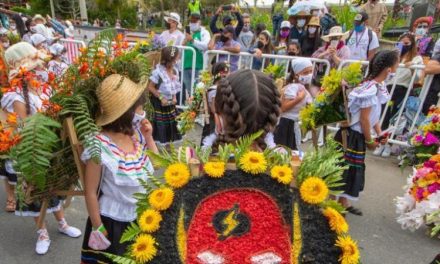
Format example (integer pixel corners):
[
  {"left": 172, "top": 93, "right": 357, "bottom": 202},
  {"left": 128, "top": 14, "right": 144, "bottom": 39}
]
[
  {"left": 160, "top": 46, "right": 179, "bottom": 70},
  {"left": 366, "top": 50, "right": 399, "bottom": 81},
  {"left": 21, "top": 79, "right": 32, "bottom": 116},
  {"left": 215, "top": 69, "right": 281, "bottom": 149}
]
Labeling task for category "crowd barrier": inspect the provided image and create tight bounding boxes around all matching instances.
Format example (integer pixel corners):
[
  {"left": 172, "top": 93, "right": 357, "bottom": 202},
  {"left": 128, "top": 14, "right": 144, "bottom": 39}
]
[{"left": 59, "top": 38, "right": 86, "bottom": 64}]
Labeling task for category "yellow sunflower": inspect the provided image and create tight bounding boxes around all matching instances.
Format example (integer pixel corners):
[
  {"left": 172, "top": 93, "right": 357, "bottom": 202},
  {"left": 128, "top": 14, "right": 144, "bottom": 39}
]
[
  {"left": 323, "top": 207, "right": 349, "bottom": 234},
  {"left": 149, "top": 188, "right": 174, "bottom": 211},
  {"left": 335, "top": 235, "right": 360, "bottom": 264},
  {"left": 138, "top": 209, "right": 162, "bottom": 233},
  {"left": 270, "top": 165, "right": 293, "bottom": 185},
  {"left": 204, "top": 161, "right": 226, "bottom": 178},
  {"left": 239, "top": 151, "right": 267, "bottom": 175},
  {"left": 131, "top": 234, "right": 157, "bottom": 263},
  {"left": 164, "top": 163, "right": 190, "bottom": 188},
  {"left": 300, "top": 177, "right": 329, "bottom": 204}
]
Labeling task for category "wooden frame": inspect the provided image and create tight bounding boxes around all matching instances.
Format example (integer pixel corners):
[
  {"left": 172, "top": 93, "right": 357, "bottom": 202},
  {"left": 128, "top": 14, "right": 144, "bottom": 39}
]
[{"left": 37, "top": 117, "right": 85, "bottom": 229}]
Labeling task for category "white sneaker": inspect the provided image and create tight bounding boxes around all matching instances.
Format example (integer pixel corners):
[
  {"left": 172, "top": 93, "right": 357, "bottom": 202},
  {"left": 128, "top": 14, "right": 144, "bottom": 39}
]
[
  {"left": 58, "top": 225, "right": 82, "bottom": 238},
  {"left": 372, "top": 144, "right": 385, "bottom": 156},
  {"left": 381, "top": 145, "right": 391, "bottom": 158},
  {"left": 36, "top": 229, "right": 51, "bottom": 255}
]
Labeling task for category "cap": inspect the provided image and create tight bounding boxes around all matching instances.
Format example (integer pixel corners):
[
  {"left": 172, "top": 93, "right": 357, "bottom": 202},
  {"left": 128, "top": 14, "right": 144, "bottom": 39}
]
[
  {"left": 281, "top": 21, "right": 291, "bottom": 29},
  {"left": 190, "top": 12, "right": 201, "bottom": 19},
  {"left": 354, "top": 12, "right": 368, "bottom": 23}
]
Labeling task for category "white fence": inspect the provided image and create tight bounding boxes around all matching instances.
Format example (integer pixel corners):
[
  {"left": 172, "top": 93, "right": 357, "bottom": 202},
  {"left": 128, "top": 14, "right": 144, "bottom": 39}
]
[{"left": 59, "top": 38, "right": 86, "bottom": 64}]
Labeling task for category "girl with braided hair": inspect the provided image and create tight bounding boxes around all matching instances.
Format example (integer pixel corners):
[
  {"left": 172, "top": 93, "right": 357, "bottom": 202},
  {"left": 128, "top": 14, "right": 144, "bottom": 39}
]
[
  {"left": 1, "top": 42, "right": 81, "bottom": 255},
  {"left": 334, "top": 50, "right": 399, "bottom": 216}
]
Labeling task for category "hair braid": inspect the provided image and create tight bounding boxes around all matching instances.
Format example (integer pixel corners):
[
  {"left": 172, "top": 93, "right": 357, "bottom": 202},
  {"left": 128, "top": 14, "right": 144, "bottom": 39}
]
[
  {"left": 21, "top": 79, "right": 32, "bottom": 116},
  {"left": 366, "top": 50, "right": 399, "bottom": 81}
]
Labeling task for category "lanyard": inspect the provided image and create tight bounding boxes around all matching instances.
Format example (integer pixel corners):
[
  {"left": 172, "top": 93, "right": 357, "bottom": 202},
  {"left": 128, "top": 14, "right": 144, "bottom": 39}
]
[{"left": 355, "top": 31, "right": 364, "bottom": 48}]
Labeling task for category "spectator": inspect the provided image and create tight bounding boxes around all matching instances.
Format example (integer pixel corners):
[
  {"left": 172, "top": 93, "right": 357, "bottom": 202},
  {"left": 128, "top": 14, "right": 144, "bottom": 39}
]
[
  {"left": 159, "top": 12, "right": 184, "bottom": 47},
  {"left": 360, "top": 0, "right": 388, "bottom": 37},
  {"left": 238, "top": 13, "right": 254, "bottom": 52},
  {"left": 422, "top": 49, "right": 440, "bottom": 115},
  {"left": 288, "top": 11, "right": 311, "bottom": 42},
  {"left": 434, "top": 39, "right": 440, "bottom": 57},
  {"left": 274, "top": 21, "right": 291, "bottom": 55},
  {"left": 10, "top": 14, "right": 25, "bottom": 39},
  {"left": 48, "top": 43, "right": 69, "bottom": 77},
  {"left": 115, "top": 19, "right": 121, "bottom": 28},
  {"left": 376, "top": 32, "right": 424, "bottom": 157},
  {"left": 249, "top": 30, "right": 274, "bottom": 70},
  {"left": 300, "top": 16, "right": 321, "bottom": 57},
  {"left": 210, "top": 5, "right": 243, "bottom": 38},
  {"left": 271, "top": 0, "right": 285, "bottom": 37},
  {"left": 320, "top": 7, "right": 338, "bottom": 36},
  {"left": 313, "top": 26, "right": 351, "bottom": 69},
  {"left": 208, "top": 25, "right": 241, "bottom": 72},
  {"left": 187, "top": 0, "right": 203, "bottom": 19},
  {"left": 93, "top": 19, "right": 100, "bottom": 27},
  {"left": 346, "top": 12, "right": 379, "bottom": 61},
  {"left": 182, "top": 12, "right": 211, "bottom": 103},
  {"left": 32, "top": 15, "right": 56, "bottom": 44},
  {"left": 0, "top": 29, "right": 9, "bottom": 49},
  {"left": 412, "top": 16, "right": 436, "bottom": 59},
  {"left": 22, "top": 19, "right": 36, "bottom": 43},
  {"left": 287, "top": 40, "right": 301, "bottom": 56}
]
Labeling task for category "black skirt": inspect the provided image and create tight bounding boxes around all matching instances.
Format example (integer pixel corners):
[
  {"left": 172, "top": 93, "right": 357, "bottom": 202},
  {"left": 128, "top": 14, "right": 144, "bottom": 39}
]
[
  {"left": 0, "top": 165, "right": 17, "bottom": 185},
  {"left": 81, "top": 215, "right": 132, "bottom": 264},
  {"left": 334, "top": 128, "right": 366, "bottom": 200},
  {"left": 150, "top": 95, "right": 182, "bottom": 145},
  {"left": 274, "top": 117, "right": 297, "bottom": 150}
]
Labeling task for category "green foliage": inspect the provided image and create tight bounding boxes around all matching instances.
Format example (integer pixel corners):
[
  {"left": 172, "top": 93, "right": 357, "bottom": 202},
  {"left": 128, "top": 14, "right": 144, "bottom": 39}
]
[
  {"left": 28, "top": 0, "right": 51, "bottom": 17},
  {"left": 101, "top": 252, "right": 137, "bottom": 264},
  {"left": 218, "top": 144, "right": 235, "bottom": 163},
  {"left": 235, "top": 130, "right": 264, "bottom": 162},
  {"left": 333, "top": 4, "right": 357, "bottom": 31},
  {"left": 10, "top": 7, "right": 34, "bottom": 16},
  {"left": 321, "top": 199, "right": 346, "bottom": 213},
  {"left": 264, "top": 147, "right": 292, "bottom": 167},
  {"left": 194, "top": 145, "right": 212, "bottom": 164},
  {"left": 12, "top": 114, "right": 61, "bottom": 190},
  {"left": 120, "top": 222, "right": 141, "bottom": 243},
  {"left": 249, "top": 8, "right": 273, "bottom": 34},
  {"left": 147, "top": 145, "right": 180, "bottom": 168},
  {"left": 297, "top": 138, "right": 347, "bottom": 193},
  {"left": 263, "top": 63, "right": 286, "bottom": 80}
]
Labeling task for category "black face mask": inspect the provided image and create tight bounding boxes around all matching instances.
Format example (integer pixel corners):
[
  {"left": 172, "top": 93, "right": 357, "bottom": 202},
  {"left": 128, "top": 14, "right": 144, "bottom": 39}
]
[
  {"left": 401, "top": 45, "right": 412, "bottom": 55},
  {"left": 288, "top": 51, "right": 297, "bottom": 56},
  {"left": 220, "top": 35, "right": 230, "bottom": 43},
  {"left": 257, "top": 41, "right": 265, "bottom": 49}
]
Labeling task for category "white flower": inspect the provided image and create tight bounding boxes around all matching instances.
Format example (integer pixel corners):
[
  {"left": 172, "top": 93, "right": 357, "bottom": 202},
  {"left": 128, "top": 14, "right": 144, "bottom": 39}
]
[
  {"left": 196, "top": 82, "right": 205, "bottom": 90},
  {"left": 395, "top": 194, "right": 416, "bottom": 215},
  {"left": 397, "top": 209, "right": 425, "bottom": 231}
]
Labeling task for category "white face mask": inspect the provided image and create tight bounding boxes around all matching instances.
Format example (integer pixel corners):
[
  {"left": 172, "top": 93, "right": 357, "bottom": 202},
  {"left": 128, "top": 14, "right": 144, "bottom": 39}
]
[
  {"left": 30, "top": 26, "right": 37, "bottom": 33},
  {"left": 133, "top": 111, "right": 146, "bottom": 128},
  {"left": 415, "top": 28, "right": 426, "bottom": 36},
  {"left": 2, "top": 42, "right": 10, "bottom": 48},
  {"left": 297, "top": 19, "right": 306, "bottom": 28},
  {"left": 299, "top": 73, "right": 313, "bottom": 85},
  {"left": 189, "top": 22, "right": 200, "bottom": 32},
  {"left": 308, "top": 27, "right": 317, "bottom": 34},
  {"left": 10, "top": 25, "right": 16, "bottom": 30},
  {"left": 330, "top": 40, "right": 339, "bottom": 48}
]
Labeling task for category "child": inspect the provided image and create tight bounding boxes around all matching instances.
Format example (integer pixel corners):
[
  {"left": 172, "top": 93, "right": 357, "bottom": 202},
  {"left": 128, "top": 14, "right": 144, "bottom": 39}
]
[
  {"left": 48, "top": 43, "right": 68, "bottom": 77},
  {"left": 274, "top": 58, "right": 313, "bottom": 150},
  {"left": 147, "top": 46, "right": 182, "bottom": 145},
  {"left": 334, "top": 50, "right": 399, "bottom": 216},
  {"left": 2, "top": 42, "right": 81, "bottom": 255},
  {"left": 201, "top": 62, "right": 230, "bottom": 146},
  {"left": 81, "top": 74, "right": 158, "bottom": 263}
]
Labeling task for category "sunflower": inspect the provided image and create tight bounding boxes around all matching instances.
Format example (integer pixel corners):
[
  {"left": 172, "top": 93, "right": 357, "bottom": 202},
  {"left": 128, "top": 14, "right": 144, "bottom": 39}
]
[
  {"left": 335, "top": 235, "right": 360, "bottom": 264},
  {"left": 204, "top": 161, "right": 226, "bottom": 178},
  {"left": 323, "top": 207, "right": 349, "bottom": 234},
  {"left": 300, "top": 177, "right": 329, "bottom": 204},
  {"left": 149, "top": 188, "right": 174, "bottom": 211},
  {"left": 239, "top": 151, "right": 267, "bottom": 175},
  {"left": 138, "top": 209, "right": 162, "bottom": 233},
  {"left": 164, "top": 163, "right": 190, "bottom": 188},
  {"left": 131, "top": 234, "right": 157, "bottom": 263},
  {"left": 270, "top": 165, "right": 293, "bottom": 185}
]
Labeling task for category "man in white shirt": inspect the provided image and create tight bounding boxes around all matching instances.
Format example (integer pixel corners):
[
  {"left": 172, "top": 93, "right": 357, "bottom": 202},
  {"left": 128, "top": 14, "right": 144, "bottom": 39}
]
[
  {"left": 159, "top": 12, "right": 185, "bottom": 47},
  {"left": 345, "top": 12, "right": 379, "bottom": 61}
]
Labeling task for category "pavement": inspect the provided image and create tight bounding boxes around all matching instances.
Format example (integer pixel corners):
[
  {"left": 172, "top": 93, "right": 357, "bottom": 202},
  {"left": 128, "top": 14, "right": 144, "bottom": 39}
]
[{"left": 0, "top": 131, "right": 439, "bottom": 264}]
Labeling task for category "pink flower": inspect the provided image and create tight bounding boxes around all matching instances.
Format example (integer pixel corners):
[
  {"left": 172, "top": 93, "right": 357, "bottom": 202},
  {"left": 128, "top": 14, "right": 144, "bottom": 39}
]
[
  {"left": 416, "top": 167, "right": 432, "bottom": 179},
  {"left": 414, "top": 134, "right": 424, "bottom": 143},
  {"left": 427, "top": 182, "right": 440, "bottom": 194},
  {"left": 423, "top": 132, "right": 439, "bottom": 146},
  {"left": 432, "top": 115, "right": 439, "bottom": 124},
  {"left": 416, "top": 188, "right": 425, "bottom": 200},
  {"left": 424, "top": 160, "right": 437, "bottom": 169}
]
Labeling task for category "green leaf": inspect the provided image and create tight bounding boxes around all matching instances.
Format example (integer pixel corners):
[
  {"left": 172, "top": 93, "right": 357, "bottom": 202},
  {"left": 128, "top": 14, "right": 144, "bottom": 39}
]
[
  {"left": 120, "top": 222, "right": 141, "bottom": 243},
  {"left": 101, "top": 252, "right": 137, "bottom": 264}
]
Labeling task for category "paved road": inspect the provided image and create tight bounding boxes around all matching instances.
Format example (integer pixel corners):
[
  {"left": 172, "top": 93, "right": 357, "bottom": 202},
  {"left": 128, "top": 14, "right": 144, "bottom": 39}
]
[{"left": 0, "top": 139, "right": 439, "bottom": 264}]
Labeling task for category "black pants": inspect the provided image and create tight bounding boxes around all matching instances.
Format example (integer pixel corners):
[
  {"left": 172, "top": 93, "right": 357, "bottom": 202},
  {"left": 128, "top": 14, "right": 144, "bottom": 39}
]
[{"left": 381, "top": 84, "right": 407, "bottom": 130}]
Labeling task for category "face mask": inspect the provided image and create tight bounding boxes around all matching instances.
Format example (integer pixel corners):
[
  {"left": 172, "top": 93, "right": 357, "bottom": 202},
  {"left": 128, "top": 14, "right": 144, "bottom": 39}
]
[
  {"left": 330, "top": 40, "right": 339, "bottom": 48},
  {"left": 288, "top": 51, "right": 297, "bottom": 56},
  {"left": 297, "top": 19, "right": 306, "bottom": 28},
  {"left": 401, "top": 45, "right": 412, "bottom": 55},
  {"left": 30, "top": 26, "right": 37, "bottom": 33},
  {"left": 280, "top": 30, "right": 289, "bottom": 38},
  {"left": 133, "top": 111, "right": 146, "bottom": 128},
  {"left": 220, "top": 35, "right": 229, "bottom": 43},
  {"left": 298, "top": 74, "right": 313, "bottom": 85},
  {"left": 9, "top": 25, "right": 16, "bottom": 30},
  {"left": 69, "top": 25, "right": 74, "bottom": 31},
  {"left": 189, "top": 22, "right": 200, "bottom": 32},
  {"left": 354, "top": 24, "right": 365, "bottom": 33},
  {"left": 387, "top": 72, "right": 396, "bottom": 82},
  {"left": 312, "top": 10, "right": 320, "bottom": 16},
  {"left": 257, "top": 40, "right": 265, "bottom": 49},
  {"left": 308, "top": 27, "right": 317, "bottom": 34},
  {"left": 415, "top": 28, "right": 426, "bottom": 36},
  {"left": 242, "top": 25, "right": 250, "bottom": 32},
  {"left": 2, "top": 42, "right": 10, "bottom": 48}
]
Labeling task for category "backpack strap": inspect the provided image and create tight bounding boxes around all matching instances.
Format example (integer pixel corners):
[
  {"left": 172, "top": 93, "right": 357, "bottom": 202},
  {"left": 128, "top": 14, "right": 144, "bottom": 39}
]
[
  {"left": 346, "top": 30, "right": 354, "bottom": 45},
  {"left": 366, "top": 29, "right": 373, "bottom": 58}
]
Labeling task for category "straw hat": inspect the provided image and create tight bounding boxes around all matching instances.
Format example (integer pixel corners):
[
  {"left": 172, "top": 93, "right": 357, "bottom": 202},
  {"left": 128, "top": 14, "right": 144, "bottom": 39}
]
[
  {"left": 321, "top": 26, "right": 350, "bottom": 42},
  {"left": 307, "top": 16, "right": 320, "bottom": 27},
  {"left": 4, "top": 42, "right": 44, "bottom": 80},
  {"left": 164, "top": 12, "right": 182, "bottom": 29},
  {"left": 96, "top": 74, "right": 145, "bottom": 126},
  {"left": 32, "top": 14, "right": 47, "bottom": 24}
]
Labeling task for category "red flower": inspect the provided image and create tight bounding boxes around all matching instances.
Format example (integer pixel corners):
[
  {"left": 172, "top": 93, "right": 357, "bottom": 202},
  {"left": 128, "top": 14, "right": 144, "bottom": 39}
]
[{"left": 79, "top": 62, "right": 89, "bottom": 74}]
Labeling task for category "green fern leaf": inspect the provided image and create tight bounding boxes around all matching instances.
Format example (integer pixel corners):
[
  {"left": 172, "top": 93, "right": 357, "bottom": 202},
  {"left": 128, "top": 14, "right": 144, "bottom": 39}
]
[{"left": 120, "top": 222, "right": 141, "bottom": 243}]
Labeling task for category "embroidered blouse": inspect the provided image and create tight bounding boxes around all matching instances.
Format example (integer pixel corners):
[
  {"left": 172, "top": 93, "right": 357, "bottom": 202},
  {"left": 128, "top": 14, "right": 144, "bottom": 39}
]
[
  {"left": 1, "top": 87, "right": 52, "bottom": 115},
  {"left": 48, "top": 60, "right": 69, "bottom": 77},
  {"left": 81, "top": 132, "right": 154, "bottom": 222},
  {"left": 150, "top": 64, "right": 182, "bottom": 100},
  {"left": 348, "top": 80, "right": 390, "bottom": 134}
]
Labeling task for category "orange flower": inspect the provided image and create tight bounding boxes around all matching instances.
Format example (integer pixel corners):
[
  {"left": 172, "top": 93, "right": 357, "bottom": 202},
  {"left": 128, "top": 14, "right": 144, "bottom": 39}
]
[
  {"left": 6, "top": 113, "right": 17, "bottom": 126},
  {"left": 189, "top": 112, "right": 196, "bottom": 119},
  {"left": 79, "top": 47, "right": 88, "bottom": 54},
  {"left": 116, "top": 33, "right": 124, "bottom": 42},
  {"left": 430, "top": 154, "right": 440, "bottom": 162},
  {"left": 79, "top": 62, "right": 89, "bottom": 74}
]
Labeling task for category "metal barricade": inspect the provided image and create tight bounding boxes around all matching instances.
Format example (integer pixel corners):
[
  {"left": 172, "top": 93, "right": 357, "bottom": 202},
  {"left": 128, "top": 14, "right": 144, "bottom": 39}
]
[
  {"left": 60, "top": 38, "right": 86, "bottom": 65},
  {"left": 175, "top": 45, "right": 197, "bottom": 107}
]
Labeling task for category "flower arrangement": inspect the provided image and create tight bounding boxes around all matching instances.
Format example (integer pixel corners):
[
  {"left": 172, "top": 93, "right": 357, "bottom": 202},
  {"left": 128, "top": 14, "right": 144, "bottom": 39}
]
[
  {"left": 135, "top": 32, "right": 164, "bottom": 54},
  {"left": 176, "top": 70, "right": 213, "bottom": 134},
  {"left": 0, "top": 113, "right": 21, "bottom": 155},
  {"left": 263, "top": 63, "right": 286, "bottom": 80},
  {"left": 300, "top": 63, "right": 363, "bottom": 131},
  {"left": 103, "top": 133, "right": 360, "bottom": 264},
  {"left": 395, "top": 154, "right": 440, "bottom": 238}
]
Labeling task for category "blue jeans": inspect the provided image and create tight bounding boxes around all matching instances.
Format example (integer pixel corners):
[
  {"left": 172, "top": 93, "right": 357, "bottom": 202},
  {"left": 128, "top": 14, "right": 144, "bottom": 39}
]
[{"left": 272, "top": 15, "right": 283, "bottom": 37}]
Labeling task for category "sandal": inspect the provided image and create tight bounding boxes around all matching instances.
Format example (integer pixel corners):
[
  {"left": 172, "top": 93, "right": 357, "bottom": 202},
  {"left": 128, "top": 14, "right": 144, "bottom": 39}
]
[
  {"left": 5, "top": 199, "right": 16, "bottom": 212},
  {"left": 346, "top": 206, "right": 363, "bottom": 216}
]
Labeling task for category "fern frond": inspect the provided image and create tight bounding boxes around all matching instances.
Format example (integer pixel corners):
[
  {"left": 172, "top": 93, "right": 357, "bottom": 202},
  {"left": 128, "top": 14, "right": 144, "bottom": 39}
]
[
  {"left": 235, "top": 130, "right": 264, "bottom": 161},
  {"left": 101, "top": 252, "right": 137, "bottom": 264},
  {"left": 120, "top": 222, "right": 141, "bottom": 243}
]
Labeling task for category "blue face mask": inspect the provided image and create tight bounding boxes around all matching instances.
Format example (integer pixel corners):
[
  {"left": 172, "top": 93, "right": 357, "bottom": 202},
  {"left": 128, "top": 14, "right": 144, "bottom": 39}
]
[{"left": 354, "top": 24, "right": 365, "bottom": 33}]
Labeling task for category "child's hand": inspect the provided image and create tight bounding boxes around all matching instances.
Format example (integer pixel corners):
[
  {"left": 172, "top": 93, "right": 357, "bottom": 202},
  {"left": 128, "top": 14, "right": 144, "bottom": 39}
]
[{"left": 140, "top": 119, "right": 153, "bottom": 139}]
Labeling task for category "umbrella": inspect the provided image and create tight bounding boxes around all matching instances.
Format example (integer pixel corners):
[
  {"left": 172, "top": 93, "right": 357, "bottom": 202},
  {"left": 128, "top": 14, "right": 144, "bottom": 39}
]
[{"left": 287, "top": 0, "right": 325, "bottom": 16}]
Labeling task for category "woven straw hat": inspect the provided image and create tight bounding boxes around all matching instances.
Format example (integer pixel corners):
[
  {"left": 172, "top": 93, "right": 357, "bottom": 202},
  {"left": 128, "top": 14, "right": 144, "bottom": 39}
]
[
  {"left": 5, "top": 42, "right": 44, "bottom": 80},
  {"left": 321, "top": 26, "right": 350, "bottom": 42},
  {"left": 96, "top": 74, "right": 145, "bottom": 126}
]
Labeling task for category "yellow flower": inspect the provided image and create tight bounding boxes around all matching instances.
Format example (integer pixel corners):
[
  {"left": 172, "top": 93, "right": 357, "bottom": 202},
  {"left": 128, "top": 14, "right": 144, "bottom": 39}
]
[
  {"left": 138, "top": 209, "right": 162, "bottom": 233},
  {"left": 335, "top": 235, "right": 360, "bottom": 264},
  {"left": 204, "top": 161, "right": 226, "bottom": 178},
  {"left": 323, "top": 207, "right": 349, "bottom": 234},
  {"left": 164, "top": 163, "right": 190, "bottom": 188},
  {"left": 131, "top": 234, "right": 157, "bottom": 263},
  {"left": 149, "top": 188, "right": 174, "bottom": 211},
  {"left": 300, "top": 177, "right": 329, "bottom": 204},
  {"left": 239, "top": 151, "right": 267, "bottom": 175},
  {"left": 270, "top": 165, "right": 293, "bottom": 185}
]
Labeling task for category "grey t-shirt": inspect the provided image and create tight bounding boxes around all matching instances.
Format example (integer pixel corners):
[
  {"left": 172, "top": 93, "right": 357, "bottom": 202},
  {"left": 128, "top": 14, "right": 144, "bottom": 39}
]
[{"left": 238, "top": 30, "right": 254, "bottom": 51}]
